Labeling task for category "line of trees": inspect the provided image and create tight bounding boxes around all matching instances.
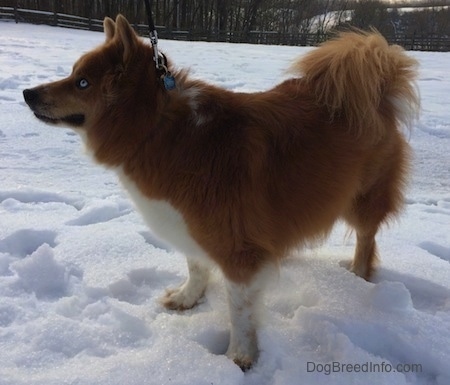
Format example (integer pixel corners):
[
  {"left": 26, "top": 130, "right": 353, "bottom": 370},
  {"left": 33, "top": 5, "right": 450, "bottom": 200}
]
[{"left": 3, "top": 0, "right": 450, "bottom": 38}]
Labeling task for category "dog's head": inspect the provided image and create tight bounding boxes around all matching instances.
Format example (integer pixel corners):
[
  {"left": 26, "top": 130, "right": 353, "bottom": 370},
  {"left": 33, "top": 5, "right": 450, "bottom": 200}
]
[{"left": 23, "top": 15, "right": 162, "bottom": 156}]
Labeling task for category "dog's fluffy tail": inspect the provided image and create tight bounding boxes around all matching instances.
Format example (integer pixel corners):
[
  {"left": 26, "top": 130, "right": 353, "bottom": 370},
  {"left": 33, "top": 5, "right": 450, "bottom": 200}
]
[{"left": 292, "top": 30, "right": 420, "bottom": 142}]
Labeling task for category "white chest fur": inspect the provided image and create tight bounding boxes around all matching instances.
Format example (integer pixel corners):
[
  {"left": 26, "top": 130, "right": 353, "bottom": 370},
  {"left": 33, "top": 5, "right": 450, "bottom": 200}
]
[{"left": 116, "top": 168, "right": 209, "bottom": 261}]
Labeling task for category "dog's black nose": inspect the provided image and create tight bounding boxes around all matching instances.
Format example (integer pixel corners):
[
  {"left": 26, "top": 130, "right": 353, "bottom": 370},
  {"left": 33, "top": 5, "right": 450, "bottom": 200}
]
[{"left": 23, "top": 88, "right": 39, "bottom": 106}]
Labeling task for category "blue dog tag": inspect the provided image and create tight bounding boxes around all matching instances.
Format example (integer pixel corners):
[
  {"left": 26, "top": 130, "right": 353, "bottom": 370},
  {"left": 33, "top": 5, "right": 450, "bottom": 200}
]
[{"left": 163, "top": 74, "right": 176, "bottom": 91}]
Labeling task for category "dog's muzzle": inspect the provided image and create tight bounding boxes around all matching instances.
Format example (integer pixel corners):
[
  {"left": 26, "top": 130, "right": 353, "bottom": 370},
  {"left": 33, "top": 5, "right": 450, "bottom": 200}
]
[{"left": 23, "top": 88, "right": 85, "bottom": 127}]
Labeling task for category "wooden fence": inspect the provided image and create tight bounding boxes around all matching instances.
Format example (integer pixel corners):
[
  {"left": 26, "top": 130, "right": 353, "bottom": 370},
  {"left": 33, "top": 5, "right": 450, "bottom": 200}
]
[{"left": 1, "top": 6, "right": 449, "bottom": 51}]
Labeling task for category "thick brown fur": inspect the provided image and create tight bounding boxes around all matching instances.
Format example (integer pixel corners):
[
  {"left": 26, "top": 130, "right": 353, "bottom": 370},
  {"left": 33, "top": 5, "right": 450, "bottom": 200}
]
[{"left": 24, "top": 15, "right": 419, "bottom": 368}]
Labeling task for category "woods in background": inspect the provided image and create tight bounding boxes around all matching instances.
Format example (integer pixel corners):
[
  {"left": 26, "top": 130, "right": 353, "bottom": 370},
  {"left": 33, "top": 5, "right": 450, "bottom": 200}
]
[{"left": 3, "top": 0, "right": 450, "bottom": 42}]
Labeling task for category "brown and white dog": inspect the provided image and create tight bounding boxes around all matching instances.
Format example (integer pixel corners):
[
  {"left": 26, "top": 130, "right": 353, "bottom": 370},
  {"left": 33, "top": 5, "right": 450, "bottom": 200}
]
[{"left": 23, "top": 15, "right": 419, "bottom": 370}]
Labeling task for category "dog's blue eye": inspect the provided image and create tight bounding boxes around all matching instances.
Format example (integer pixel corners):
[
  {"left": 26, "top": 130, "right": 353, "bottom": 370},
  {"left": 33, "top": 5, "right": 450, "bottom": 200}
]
[{"left": 76, "top": 78, "right": 89, "bottom": 90}]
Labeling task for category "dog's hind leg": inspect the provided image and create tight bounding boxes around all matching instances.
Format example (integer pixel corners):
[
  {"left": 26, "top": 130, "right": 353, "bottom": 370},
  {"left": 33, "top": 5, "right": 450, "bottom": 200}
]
[
  {"left": 161, "top": 257, "right": 210, "bottom": 310},
  {"left": 344, "top": 190, "right": 387, "bottom": 281},
  {"left": 344, "top": 187, "right": 397, "bottom": 280},
  {"left": 344, "top": 159, "right": 407, "bottom": 280},
  {"left": 350, "top": 226, "right": 379, "bottom": 280}
]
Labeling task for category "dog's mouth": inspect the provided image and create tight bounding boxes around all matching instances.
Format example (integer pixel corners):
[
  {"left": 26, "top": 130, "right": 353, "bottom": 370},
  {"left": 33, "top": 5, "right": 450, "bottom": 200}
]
[
  {"left": 34, "top": 113, "right": 58, "bottom": 124},
  {"left": 34, "top": 113, "right": 85, "bottom": 127}
]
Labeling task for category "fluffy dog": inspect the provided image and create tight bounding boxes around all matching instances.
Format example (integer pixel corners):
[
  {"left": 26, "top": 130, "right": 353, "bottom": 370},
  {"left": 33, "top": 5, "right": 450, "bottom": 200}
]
[{"left": 23, "top": 15, "right": 419, "bottom": 369}]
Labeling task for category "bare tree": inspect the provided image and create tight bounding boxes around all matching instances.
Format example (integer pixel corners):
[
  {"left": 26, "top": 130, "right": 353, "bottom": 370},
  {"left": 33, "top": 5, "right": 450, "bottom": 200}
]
[{"left": 5, "top": 0, "right": 450, "bottom": 48}]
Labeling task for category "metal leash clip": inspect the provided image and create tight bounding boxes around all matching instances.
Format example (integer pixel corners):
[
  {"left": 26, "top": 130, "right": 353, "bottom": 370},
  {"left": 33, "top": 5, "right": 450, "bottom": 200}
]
[
  {"left": 145, "top": 0, "right": 175, "bottom": 91},
  {"left": 155, "top": 52, "right": 176, "bottom": 91}
]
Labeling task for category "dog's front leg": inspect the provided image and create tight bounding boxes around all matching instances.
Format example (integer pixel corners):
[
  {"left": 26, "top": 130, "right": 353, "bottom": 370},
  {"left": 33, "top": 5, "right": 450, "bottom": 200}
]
[
  {"left": 161, "top": 257, "right": 210, "bottom": 310},
  {"left": 225, "top": 265, "right": 270, "bottom": 371}
]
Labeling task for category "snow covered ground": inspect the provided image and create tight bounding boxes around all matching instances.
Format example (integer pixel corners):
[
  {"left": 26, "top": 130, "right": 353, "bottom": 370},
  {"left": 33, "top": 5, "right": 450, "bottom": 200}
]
[{"left": 0, "top": 21, "right": 449, "bottom": 385}]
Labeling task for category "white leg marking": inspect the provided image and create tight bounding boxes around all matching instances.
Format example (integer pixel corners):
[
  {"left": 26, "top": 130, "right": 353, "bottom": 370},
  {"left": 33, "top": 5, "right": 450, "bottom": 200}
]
[
  {"left": 115, "top": 168, "right": 213, "bottom": 308},
  {"left": 225, "top": 265, "right": 274, "bottom": 370},
  {"left": 162, "top": 258, "right": 210, "bottom": 310}
]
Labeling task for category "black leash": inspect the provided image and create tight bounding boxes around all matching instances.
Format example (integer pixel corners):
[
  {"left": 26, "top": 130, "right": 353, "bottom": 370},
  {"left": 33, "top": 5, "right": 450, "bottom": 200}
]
[{"left": 143, "top": 0, "right": 175, "bottom": 90}]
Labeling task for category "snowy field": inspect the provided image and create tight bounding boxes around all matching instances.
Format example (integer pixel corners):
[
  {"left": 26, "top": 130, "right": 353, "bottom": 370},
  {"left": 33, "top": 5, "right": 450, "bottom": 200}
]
[{"left": 0, "top": 21, "right": 449, "bottom": 385}]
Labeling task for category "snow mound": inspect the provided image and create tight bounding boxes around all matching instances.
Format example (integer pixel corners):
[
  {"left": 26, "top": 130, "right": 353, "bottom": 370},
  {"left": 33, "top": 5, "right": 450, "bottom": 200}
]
[{"left": 11, "top": 243, "right": 81, "bottom": 298}]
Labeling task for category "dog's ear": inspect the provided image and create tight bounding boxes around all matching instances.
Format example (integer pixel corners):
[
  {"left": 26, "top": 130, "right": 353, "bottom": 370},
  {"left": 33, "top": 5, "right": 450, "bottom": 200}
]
[
  {"left": 104, "top": 17, "right": 116, "bottom": 41},
  {"left": 115, "top": 14, "right": 138, "bottom": 63}
]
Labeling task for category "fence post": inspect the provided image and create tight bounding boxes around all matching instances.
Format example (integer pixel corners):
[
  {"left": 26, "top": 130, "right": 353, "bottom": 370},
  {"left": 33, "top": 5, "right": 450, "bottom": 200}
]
[
  {"left": 87, "top": 3, "right": 92, "bottom": 30},
  {"left": 53, "top": 0, "right": 57, "bottom": 26},
  {"left": 14, "top": 0, "right": 18, "bottom": 23}
]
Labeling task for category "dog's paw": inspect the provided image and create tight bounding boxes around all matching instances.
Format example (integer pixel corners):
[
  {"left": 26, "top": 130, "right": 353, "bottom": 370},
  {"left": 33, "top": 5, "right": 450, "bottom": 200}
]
[
  {"left": 226, "top": 342, "right": 258, "bottom": 372},
  {"left": 226, "top": 350, "right": 255, "bottom": 372},
  {"left": 160, "top": 285, "right": 203, "bottom": 310},
  {"left": 341, "top": 260, "right": 374, "bottom": 281},
  {"left": 350, "top": 262, "right": 374, "bottom": 281},
  {"left": 233, "top": 356, "right": 253, "bottom": 372}
]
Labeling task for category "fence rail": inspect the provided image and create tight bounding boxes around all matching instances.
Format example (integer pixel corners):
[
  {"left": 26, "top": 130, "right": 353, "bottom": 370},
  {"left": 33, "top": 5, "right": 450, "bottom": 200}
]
[{"left": 1, "top": 6, "right": 449, "bottom": 51}]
